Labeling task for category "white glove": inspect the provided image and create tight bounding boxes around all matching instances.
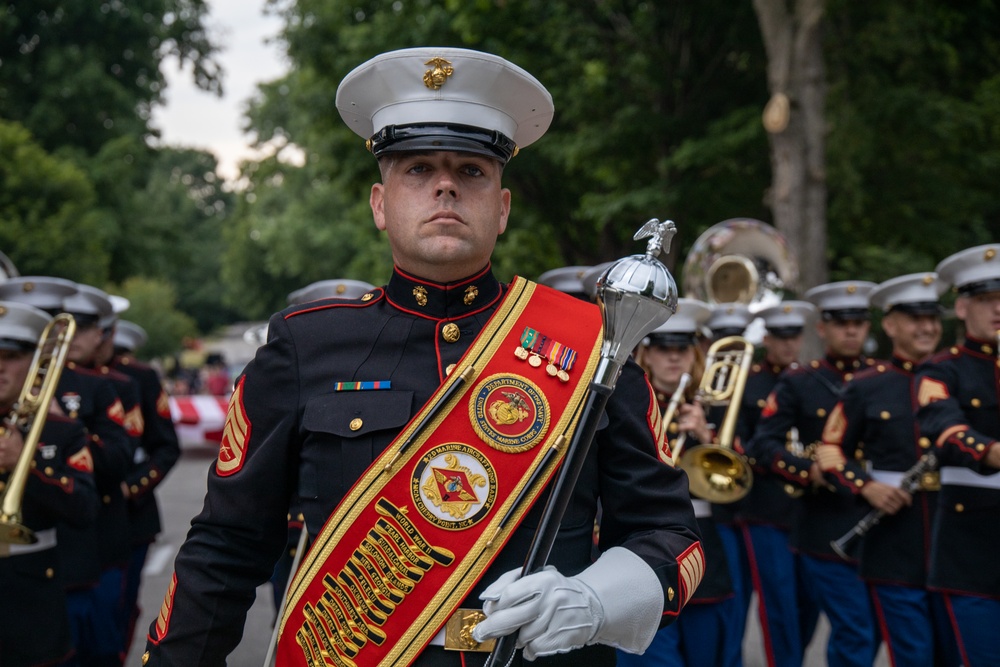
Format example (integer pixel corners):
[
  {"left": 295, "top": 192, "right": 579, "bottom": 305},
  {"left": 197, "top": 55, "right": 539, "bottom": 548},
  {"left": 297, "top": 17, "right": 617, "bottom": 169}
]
[{"left": 471, "top": 547, "right": 663, "bottom": 660}]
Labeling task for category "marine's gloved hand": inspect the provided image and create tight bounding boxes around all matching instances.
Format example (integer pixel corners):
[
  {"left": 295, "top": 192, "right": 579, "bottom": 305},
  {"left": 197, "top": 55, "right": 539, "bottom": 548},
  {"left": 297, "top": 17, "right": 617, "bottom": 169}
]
[{"left": 471, "top": 547, "right": 663, "bottom": 660}]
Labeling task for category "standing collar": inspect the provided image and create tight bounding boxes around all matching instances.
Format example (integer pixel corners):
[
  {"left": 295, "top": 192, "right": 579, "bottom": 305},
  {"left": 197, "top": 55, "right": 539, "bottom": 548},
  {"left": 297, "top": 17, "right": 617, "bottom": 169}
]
[
  {"left": 385, "top": 264, "right": 503, "bottom": 319},
  {"left": 962, "top": 335, "right": 998, "bottom": 358}
]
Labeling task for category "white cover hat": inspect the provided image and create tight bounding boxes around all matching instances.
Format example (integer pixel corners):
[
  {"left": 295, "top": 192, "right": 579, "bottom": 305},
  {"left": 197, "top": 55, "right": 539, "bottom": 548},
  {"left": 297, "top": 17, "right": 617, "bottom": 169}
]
[
  {"left": 869, "top": 273, "right": 947, "bottom": 314},
  {"left": 337, "top": 47, "right": 554, "bottom": 163},
  {"left": 936, "top": 244, "right": 1000, "bottom": 296}
]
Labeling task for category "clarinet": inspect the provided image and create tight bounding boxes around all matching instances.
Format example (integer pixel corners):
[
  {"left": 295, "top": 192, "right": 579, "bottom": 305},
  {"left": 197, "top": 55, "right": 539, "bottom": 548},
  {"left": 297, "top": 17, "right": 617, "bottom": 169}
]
[{"left": 830, "top": 451, "right": 938, "bottom": 559}]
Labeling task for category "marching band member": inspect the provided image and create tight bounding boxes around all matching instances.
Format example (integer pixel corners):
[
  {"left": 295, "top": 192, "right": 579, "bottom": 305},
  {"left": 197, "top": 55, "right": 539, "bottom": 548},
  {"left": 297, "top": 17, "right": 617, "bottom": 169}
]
[
  {"left": 0, "top": 302, "right": 97, "bottom": 666},
  {"left": 108, "top": 318, "right": 181, "bottom": 656},
  {"left": 142, "top": 47, "right": 703, "bottom": 667},
  {"left": 0, "top": 277, "right": 133, "bottom": 667},
  {"left": 748, "top": 281, "right": 878, "bottom": 667},
  {"left": 620, "top": 298, "right": 737, "bottom": 667},
  {"left": 737, "top": 301, "right": 819, "bottom": 667},
  {"left": 819, "top": 273, "right": 955, "bottom": 666},
  {"left": 915, "top": 244, "right": 1000, "bottom": 667},
  {"left": 704, "top": 302, "right": 755, "bottom": 667}
]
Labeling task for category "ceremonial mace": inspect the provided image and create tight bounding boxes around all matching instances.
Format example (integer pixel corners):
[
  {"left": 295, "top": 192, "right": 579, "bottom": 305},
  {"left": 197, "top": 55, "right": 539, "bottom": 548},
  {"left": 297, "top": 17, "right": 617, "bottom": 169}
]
[{"left": 484, "top": 219, "right": 680, "bottom": 667}]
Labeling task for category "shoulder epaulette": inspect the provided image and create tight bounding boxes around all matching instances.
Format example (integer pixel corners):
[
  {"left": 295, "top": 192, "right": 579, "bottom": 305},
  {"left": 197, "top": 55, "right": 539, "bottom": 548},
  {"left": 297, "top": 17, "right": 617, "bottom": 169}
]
[{"left": 284, "top": 287, "right": 385, "bottom": 321}]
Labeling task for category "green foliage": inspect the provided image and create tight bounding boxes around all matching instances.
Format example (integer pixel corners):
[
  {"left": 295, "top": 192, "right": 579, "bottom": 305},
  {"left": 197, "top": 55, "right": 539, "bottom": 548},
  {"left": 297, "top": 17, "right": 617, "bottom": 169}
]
[
  {"left": 0, "top": 119, "right": 110, "bottom": 282},
  {"left": 111, "top": 275, "right": 198, "bottom": 359},
  {"left": 825, "top": 0, "right": 1000, "bottom": 275}
]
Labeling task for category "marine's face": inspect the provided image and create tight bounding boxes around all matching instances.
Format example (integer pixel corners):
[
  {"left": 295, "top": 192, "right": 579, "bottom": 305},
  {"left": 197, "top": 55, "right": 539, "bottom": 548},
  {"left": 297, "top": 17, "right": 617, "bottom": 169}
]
[
  {"left": 817, "top": 318, "right": 870, "bottom": 357},
  {"left": 763, "top": 333, "right": 803, "bottom": 366},
  {"left": 0, "top": 349, "right": 31, "bottom": 407},
  {"left": 881, "top": 311, "right": 941, "bottom": 362},
  {"left": 68, "top": 322, "right": 103, "bottom": 365},
  {"left": 644, "top": 344, "right": 694, "bottom": 392},
  {"left": 370, "top": 151, "right": 510, "bottom": 283},
  {"left": 955, "top": 292, "right": 1000, "bottom": 341}
]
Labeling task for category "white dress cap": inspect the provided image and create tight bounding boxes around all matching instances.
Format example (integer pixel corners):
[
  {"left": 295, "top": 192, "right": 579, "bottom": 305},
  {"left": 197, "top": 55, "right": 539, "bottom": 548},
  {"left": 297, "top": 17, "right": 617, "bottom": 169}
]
[
  {"left": 645, "top": 298, "right": 712, "bottom": 346},
  {"left": 287, "top": 279, "right": 377, "bottom": 306},
  {"left": 113, "top": 320, "right": 148, "bottom": 352},
  {"left": 707, "top": 303, "right": 753, "bottom": 337},
  {"left": 337, "top": 47, "right": 554, "bottom": 163},
  {"left": 0, "top": 301, "right": 52, "bottom": 350},
  {"left": 0, "top": 276, "right": 77, "bottom": 311},
  {"left": 758, "top": 300, "right": 816, "bottom": 332},
  {"left": 580, "top": 261, "right": 616, "bottom": 300},
  {"left": 63, "top": 283, "right": 114, "bottom": 325},
  {"left": 804, "top": 281, "right": 876, "bottom": 320},
  {"left": 537, "top": 266, "right": 592, "bottom": 298},
  {"left": 869, "top": 273, "right": 947, "bottom": 314},
  {"left": 935, "top": 244, "right": 1000, "bottom": 296}
]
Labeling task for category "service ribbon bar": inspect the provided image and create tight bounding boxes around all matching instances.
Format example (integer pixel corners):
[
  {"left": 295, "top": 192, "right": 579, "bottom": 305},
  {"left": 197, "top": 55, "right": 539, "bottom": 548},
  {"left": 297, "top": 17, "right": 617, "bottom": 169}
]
[{"left": 335, "top": 380, "right": 392, "bottom": 391}]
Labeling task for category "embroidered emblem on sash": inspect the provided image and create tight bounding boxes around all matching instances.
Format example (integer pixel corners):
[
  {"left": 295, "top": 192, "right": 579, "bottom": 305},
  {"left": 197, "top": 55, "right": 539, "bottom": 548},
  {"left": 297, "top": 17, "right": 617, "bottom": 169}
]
[
  {"left": 412, "top": 445, "right": 497, "bottom": 530},
  {"left": 470, "top": 374, "right": 549, "bottom": 453}
]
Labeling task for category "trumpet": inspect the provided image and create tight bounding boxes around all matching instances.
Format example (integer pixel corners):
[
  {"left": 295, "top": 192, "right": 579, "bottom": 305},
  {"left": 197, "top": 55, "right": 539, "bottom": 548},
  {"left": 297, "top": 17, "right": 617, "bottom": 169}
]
[
  {"left": 675, "top": 335, "right": 755, "bottom": 503},
  {"left": 830, "top": 452, "right": 938, "bottom": 560},
  {"left": 0, "top": 313, "right": 76, "bottom": 545}
]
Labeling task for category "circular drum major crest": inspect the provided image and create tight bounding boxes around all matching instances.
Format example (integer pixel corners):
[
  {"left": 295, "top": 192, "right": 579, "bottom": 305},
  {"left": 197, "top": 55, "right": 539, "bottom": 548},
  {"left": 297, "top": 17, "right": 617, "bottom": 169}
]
[
  {"left": 412, "top": 444, "right": 497, "bottom": 530},
  {"left": 470, "top": 374, "right": 549, "bottom": 453}
]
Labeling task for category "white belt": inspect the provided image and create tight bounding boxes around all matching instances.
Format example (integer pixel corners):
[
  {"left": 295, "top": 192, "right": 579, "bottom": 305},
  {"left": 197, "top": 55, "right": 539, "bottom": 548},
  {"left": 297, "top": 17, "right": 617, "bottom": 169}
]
[
  {"left": 691, "top": 498, "right": 712, "bottom": 518},
  {"left": 940, "top": 466, "right": 1000, "bottom": 490},
  {"left": 870, "top": 470, "right": 905, "bottom": 487},
  {"left": 2, "top": 528, "right": 57, "bottom": 556}
]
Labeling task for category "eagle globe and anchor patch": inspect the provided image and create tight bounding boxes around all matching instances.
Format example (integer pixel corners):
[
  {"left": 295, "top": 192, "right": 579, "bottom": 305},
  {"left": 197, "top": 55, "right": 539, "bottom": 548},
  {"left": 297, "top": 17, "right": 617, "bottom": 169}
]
[{"left": 469, "top": 373, "right": 550, "bottom": 453}]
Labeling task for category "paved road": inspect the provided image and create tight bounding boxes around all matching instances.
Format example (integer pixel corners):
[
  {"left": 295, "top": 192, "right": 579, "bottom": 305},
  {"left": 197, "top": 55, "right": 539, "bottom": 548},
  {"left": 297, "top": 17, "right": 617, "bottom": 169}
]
[{"left": 126, "top": 446, "right": 888, "bottom": 666}]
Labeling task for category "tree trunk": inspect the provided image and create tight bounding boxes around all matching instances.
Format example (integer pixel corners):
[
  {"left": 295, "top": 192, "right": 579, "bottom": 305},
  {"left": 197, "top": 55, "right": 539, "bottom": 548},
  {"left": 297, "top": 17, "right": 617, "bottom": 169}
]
[{"left": 753, "top": 0, "right": 829, "bottom": 294}]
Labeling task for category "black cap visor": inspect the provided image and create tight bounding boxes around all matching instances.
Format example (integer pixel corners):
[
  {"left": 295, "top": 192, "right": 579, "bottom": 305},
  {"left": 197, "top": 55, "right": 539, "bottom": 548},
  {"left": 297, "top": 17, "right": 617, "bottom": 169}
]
[
  {"left": 766, "top": 326, "right": 804, "bottom": 339},
  {"left": 370, "top": 123, "right": 516, "bottom": 163},
  {"left": 0, "top": 337, "right": 34, "bottom": 352},
  {"left": 957, "top": 278, "right": 1000, "bottom": 297},
  {"left": 821, "top": 308, "right": 869, "bottom": 322},
  {"left": 887, "top": 301, "right": 943, "bottom": 317},
  {"left": 646, "top": 331, "right": 698, "bottom": 348}
]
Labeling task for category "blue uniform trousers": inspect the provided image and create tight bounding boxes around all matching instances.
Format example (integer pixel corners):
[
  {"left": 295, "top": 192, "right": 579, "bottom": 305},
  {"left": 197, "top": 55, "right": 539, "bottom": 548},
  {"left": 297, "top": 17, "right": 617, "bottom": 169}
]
[
  {"left": 743, "top": 524, "right": 817, "bottom": 667},
  {"left": 943, "top": 593, "right": 1000, "bottom": 667},
  {"left": 717, "top": 523, "right": 750, "bottom": 666},
  {"left": 870, "top": 584, "right": 958, "bottom": 667},
  {"left": 799, "top": 554, "right": 876, "bottom": 667},
  {"left": 616, "top": 597, "right": 742, "bottom": 667},
  {"left": 62, "top": 568, "right": 125, "bottom": 667}
]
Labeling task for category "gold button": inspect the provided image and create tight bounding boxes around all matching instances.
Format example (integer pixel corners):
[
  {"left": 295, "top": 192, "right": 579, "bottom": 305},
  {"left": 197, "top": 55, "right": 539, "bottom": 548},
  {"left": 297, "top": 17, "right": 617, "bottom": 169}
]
[
  {"left": 757, "top": 399, "right": 766, "bottom": 408},
  {"left": 877, "top": 365, "right": 886, "bottom": 372},
  {"left": 131, "top": 485, "right": 139, "bottom": 494},
  {"left": 855, "top": 480, "right": 864, "bottom": 487},
  {"left": 919, "top": 437, "right": 931, "bottom": 449},
  {"left": 846, "top": 471, "right": 855, "bottom": 479},
  {"left": 880, "top": 411, "right": 890, "bottom": 420},
  {"left": 60, "top": 476, "right": 69, "bottom": 484},
  {"left": 349, "top": 418, "right": 363, "bottom": 431},
  {"left": 445, "top": 364, "right": 456, "bottom": 376},
  {"left": 844, "top": 373, "right": 854, "bottom": 381},
  {"left": 667, "top": 586, "right": 675, "bottom": 601},
  {"left": 955, "top": 503, "right": 964, "bottom": 512},
  {"left": 777, "top": 461, "right": 787, "bottom": 469},
  {"left": 789, "top": 466, "right": 797, "bottom": 473},
  {"left": 799, "top": 470, "right": 808, "bottom": 478},
  {"left": 972, "top": 398, "right": 981, "bottom": 408},
  {"left": 977, "top": 443, "right": 986, "bottom": 452},
  {"left": 442, "top": 323, "right": 461, "bottom": 343},
  {"left": 45, "top": 568, "right": 54, "bottom": 578},
  {"left": 817, "top": 409, "right": 827, "bottom": 417},
  {"left": 297, "top": 513, "right": 305, "bottom": 521},
  {"left": 811, "top": 361, "right": 820, "bottom": 368},
  {"left": 141, "top": 477, "right": 149, "bottom": 486},
  {"left": 44, "top": 466, "right": 54, "bottom": 476},
  {"left": 150, "top": 470, "right": 159, "bottom": 479},
  {"left": 142, "top": 652, "right": 150, "bottom": 666},
  {"left": 103, "top": 495, "right": 111, "bottom": 504}
]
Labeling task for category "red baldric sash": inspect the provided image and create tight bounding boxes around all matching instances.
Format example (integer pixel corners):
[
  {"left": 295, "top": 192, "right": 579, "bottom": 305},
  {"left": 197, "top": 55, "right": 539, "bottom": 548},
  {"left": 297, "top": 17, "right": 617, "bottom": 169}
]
[{"left": 276, "top": 277, "right": 604, "bottom": 666}]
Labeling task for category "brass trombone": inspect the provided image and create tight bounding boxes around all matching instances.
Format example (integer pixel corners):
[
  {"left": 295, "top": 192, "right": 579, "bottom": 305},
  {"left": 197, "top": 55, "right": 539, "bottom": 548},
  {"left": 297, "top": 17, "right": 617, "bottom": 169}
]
[
  {"left": 674, "top": 335, "right": 754, "bottom": 503},
  {"left": 0, "top": 313, "right": 76, "bottom": 545}
]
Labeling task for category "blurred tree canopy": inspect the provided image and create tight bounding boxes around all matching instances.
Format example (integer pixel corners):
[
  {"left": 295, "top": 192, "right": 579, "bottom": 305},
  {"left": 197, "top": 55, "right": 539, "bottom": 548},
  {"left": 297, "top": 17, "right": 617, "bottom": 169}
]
[{"left": 2, "top": 0, "right": 999, "bottom": 350}]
